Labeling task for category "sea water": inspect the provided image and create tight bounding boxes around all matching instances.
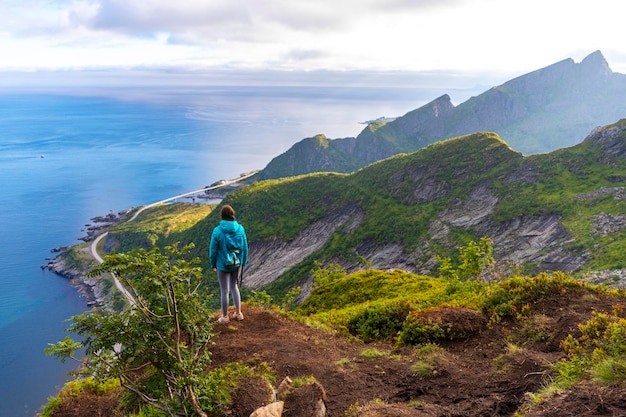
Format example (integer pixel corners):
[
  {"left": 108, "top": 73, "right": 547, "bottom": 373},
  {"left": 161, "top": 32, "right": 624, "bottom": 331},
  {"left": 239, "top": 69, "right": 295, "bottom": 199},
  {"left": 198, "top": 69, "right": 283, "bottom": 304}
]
[{"left": 0, "top": 84, "right": 469, "bottom": 416}]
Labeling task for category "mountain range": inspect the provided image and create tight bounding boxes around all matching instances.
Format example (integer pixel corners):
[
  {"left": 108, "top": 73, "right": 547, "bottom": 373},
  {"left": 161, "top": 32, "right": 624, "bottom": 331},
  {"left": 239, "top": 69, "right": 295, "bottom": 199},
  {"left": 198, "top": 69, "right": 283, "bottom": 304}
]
[
  {"left": 258, "top": 50, "right": 626, "bottom": 180},
  {"left": 142, "top": 118, "right": 626, "bottom": 301},
  {"left": 60, "top": 51, "right": 626, "bottom": 303}
]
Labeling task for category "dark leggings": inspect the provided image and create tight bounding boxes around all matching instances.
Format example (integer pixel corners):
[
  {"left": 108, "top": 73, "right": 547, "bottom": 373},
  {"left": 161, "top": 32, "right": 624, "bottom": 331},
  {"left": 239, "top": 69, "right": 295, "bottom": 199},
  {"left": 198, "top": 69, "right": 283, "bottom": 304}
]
[{"left": 217, "top": 269, "right": 241, "bottom": 316}]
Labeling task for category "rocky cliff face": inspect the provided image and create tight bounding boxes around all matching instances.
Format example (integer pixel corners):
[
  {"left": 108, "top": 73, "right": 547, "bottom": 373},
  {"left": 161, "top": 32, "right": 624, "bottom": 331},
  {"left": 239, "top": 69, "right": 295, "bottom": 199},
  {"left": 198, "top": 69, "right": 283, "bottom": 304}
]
[
  {"left": 46, "top": 246, "right": 110, "bottom": 307},
  {"left": 245, "top": 204, "right": 364, "bottom": 291},
  {"left": 583, "top": 120, "right": 626, "bottom": 160},
  {"left": 240, "top": 121, "right": 626, "bottom": 294},
  {"left": 243, "top": 187, "right": 582, "bottom": 295},
  {"left": 446, "top": 51, "right": 622, "bottom": 153}
]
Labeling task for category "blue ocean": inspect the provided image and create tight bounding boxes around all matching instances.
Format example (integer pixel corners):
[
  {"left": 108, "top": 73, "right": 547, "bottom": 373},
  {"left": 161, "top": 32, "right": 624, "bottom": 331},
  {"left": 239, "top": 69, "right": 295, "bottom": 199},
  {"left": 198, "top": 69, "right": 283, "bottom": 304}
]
[{"left": 0, "top": 84, "right": 468, "bottom": 416}]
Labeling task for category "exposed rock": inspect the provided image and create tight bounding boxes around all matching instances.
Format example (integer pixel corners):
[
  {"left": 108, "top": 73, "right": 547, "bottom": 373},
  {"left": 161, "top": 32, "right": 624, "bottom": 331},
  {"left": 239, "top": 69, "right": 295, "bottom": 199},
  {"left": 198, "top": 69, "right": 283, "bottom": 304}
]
[
  {"left": 276, "top": 377, "right": 293, "bottom": 399},
  {"left": 277, "top": 377, "right": 327, "bottom": 417},
  {"left": 259, "top": 51, "right": 626, "bottom": 179},
  {"left": 353, "top": 240, "right": 415, "bottom": 272},
  {"left": 244, "top": 179, "right": 586, "bottom": 288},
  {"left": 574, "top": 186, "right": 626, "bottom": 202},
  {"left": 440, "top": 183, "right": 499, "bottom": 227},
  {"left": 245, "top": 376, "right": 328, "bottom": 417},
  {"left": 592, "top": 212, "right": 626, "bottom": 235},
  {"left": 45, "top": 210, "right": 132, "bottom": 307},
  {"left": 388, "top": 164, "right": 451, "bottom": 204},
  {"left": 582, "top": 269, "right": 626, "bottom": 289},
  {"left": 229, "top": 376, "right": 276, "bottom": 417},
  {"left": 505, "top": 160, "right": 541, "bottom": 185},
  {"left": 249, "top": 401, "right": 284, "bottom": 417},
  {"left": 45, "top": 247, "right": 106, "bottom": 307},
  {"left": 79, "top": 209, "right": 131, "bottom": 242},
  {"left": 482, "top": 214, "right": 585, "bottom": 272},
  {"left": 583, "top": 119, "right": 626, "bottom": 160},
  {"left": 244, "top": 204, "right": 364, "bottom": 289}
]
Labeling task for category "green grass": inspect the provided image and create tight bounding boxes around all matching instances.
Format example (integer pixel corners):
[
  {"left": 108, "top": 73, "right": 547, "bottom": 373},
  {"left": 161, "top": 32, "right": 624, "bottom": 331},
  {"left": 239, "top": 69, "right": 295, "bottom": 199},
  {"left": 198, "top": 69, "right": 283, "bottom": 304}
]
[
  {"left": 109, "top": 202, "right": 215, "bottom": 252},
  {"left": 411, "top": 343, "right": 445, "bottom": 377},
  {"left": 40, "top": 378, "right": 121, "bottom": 417},
  {"left": 294, "top": 269, "right": 486, "bottom": 344}
]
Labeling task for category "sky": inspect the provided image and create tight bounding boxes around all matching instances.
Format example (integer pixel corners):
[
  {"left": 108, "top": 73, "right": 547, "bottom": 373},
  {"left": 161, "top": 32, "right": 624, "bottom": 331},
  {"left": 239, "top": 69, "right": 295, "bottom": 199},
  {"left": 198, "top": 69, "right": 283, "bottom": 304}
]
[{"left": 1, "top": 0, "right": 625, "bottom": 87}]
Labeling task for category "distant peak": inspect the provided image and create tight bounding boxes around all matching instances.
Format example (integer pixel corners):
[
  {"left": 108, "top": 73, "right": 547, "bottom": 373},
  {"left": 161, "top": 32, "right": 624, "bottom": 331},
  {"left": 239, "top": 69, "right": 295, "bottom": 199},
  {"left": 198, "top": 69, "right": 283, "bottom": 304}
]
[
  {"left": 581, "top": 50, "right": 606, "bottom": 64},
  {"left": 580, "top": 50, "right": 612, "bottom": 75},
  {"left": 430, "top": 94, "right": 454, "bottom": 115},
  {"left": 433, "top": 94, "right": 452, "bottom": 105}
]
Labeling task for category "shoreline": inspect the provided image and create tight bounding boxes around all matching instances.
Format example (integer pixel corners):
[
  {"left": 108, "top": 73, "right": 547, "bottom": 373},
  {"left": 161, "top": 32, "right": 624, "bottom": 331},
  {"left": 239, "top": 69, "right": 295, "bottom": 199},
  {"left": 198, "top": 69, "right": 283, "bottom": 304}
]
[
  {"left": 43, "top": 170, "right": 259, "bottom": 308},
  {"left": 46, "top": 251, "right": 102, "bottom": 307},
  {"left": 44, "top": 210, "right": 131, "bottom": 308}
]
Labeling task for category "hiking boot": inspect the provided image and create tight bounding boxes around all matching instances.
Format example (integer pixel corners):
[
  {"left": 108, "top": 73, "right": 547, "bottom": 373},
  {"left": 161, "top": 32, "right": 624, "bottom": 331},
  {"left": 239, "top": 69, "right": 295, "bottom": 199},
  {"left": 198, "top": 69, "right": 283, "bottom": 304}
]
[
  {"left": 218, "top": 315, "right": 230, "bottom": 324},
  {"left": 233, "top": 312, "right": 244, "bottom": 321}
]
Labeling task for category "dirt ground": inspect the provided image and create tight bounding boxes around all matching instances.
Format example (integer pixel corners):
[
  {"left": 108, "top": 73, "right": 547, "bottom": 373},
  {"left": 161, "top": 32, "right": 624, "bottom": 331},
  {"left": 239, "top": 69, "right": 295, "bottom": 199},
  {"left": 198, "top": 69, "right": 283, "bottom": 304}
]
[
  {"left": 211, "top": 289, "right": 626, "bottom": 417},
  {"left": 50, "top": 287, "right": 626, "bottom": 417}
]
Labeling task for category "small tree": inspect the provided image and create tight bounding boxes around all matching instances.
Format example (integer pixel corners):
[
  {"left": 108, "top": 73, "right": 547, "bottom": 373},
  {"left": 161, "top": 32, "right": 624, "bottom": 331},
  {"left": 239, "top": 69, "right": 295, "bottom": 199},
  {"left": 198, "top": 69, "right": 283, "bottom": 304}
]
[
  {"left": 311, "top": 260, "right": 346, "bottom": 288},
  {"left": 281, "top": 286, "right": 302, "bottom": 310},
  {"left": 356, "top": 251, "right": 373, "bottom": 272},
  {"left": 436, "top": 237, "right": 494, "bottom": 281},
  {"left": 46, "top": 243, "right": 216, "bottom": 417}
]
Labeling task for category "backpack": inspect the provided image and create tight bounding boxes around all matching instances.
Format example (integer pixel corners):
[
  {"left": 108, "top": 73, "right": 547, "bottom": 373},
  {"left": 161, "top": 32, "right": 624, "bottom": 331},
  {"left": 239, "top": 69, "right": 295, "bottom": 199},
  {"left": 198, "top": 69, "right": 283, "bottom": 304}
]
[{"left": 223, "top": 232, "right": 243, "bottom": 269}]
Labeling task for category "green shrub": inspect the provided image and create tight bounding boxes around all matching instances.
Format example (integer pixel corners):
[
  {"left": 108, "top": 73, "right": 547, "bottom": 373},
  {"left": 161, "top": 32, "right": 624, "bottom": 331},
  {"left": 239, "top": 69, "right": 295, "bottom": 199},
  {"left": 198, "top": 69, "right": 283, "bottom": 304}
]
[
  {"left": 40, "top": 396, "right": 63, "bottom": 417},
  {"left": 312, "top": 261, "right": 346, "bottom": 288},
  {"left": 556, "top": 306, "right": 626, "bottom": 385},
  {"left": 436, "top": 237, "right": 494, "bottom": 281},
  {"left": 247, "top": 290, "right": 273, "bottom": 309},
  {"left": 46, "top": 244, "right": 217, "bottom": 417},
  {"left": 281, "top": 286, "right": 302, "bottom": 310},
  {"left": 398, "top": 307, "right": 485, "bottom": 346},
  {"left": 398, "top": 315, "right": 449, "bottom": 346},
  {"left": 40, "top": 378, "right": 121, "bottom": 417},
  {"left": 480, "top": 271, "right": 585, "bottom": 321},
  {"left": 346, "top": 301, "right": 411, "bottom": 341}
]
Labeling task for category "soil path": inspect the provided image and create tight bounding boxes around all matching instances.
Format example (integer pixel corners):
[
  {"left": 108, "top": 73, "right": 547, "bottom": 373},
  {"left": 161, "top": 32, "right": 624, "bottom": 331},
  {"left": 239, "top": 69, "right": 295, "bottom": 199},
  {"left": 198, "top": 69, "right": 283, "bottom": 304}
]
[{"left": 210, "top": 291, "right": 626, "bottom": 417}]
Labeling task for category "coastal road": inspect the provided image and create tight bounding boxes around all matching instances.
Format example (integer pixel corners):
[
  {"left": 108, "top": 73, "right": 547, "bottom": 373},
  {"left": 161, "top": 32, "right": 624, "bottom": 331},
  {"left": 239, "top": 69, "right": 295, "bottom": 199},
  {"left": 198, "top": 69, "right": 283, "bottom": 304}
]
[
  {"left": 89, "top": 171, "right": 258, "bottom": 306},
  {"left": 128, "top": 171, "right": 258, "bottom": 221},
  {"left": 91, "top": 231, "right": 136, "bottom": 305}
]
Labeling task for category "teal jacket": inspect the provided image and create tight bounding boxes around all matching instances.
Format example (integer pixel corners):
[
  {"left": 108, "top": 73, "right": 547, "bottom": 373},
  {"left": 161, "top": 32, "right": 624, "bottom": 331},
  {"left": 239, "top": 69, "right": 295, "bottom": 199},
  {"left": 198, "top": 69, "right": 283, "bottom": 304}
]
[{"left": 209, "top": 219, "right": 248, "bottom": 272}]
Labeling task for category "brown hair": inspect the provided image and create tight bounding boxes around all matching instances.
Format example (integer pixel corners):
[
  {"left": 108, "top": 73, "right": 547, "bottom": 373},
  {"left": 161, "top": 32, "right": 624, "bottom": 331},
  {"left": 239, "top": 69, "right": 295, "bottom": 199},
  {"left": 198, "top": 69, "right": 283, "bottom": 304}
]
[{"left": 220, "top": 205, "right": 235, "bottom": 220}]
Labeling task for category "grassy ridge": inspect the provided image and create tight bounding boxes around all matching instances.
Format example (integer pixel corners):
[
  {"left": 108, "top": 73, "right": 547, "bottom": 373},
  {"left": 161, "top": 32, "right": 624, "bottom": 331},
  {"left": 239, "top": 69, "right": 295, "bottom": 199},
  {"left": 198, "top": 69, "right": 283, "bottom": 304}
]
[
  {"left": 296, "top": 269, "right": 485, "bottom": 336},
  {"left": 108, "top": 203, "right": 215, "bottom": 253},
  {"left": 108, "top": 127, "right": 626, "bottom": 299}
]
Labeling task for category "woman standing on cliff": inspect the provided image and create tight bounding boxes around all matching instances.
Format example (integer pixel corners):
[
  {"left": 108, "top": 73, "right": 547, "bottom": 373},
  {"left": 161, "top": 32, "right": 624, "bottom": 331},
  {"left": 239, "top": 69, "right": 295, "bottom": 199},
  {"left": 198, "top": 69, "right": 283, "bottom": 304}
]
[{"left": 209, "top": 204, "right": 249, "bottom": 324}]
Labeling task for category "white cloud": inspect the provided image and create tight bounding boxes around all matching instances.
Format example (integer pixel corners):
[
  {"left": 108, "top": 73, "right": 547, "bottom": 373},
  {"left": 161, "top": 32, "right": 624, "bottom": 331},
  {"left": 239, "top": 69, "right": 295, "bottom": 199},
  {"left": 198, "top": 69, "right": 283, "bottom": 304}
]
[{"left": 0, "top": 0, "right": 624, "bottom": 75}]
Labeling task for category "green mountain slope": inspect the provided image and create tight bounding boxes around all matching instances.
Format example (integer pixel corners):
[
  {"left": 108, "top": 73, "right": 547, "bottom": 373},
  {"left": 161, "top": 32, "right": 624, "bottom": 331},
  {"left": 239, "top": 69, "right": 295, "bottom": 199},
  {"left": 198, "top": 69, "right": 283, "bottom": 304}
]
[{"left": 132, "top": 119, "right": 626, "bottom": 299}]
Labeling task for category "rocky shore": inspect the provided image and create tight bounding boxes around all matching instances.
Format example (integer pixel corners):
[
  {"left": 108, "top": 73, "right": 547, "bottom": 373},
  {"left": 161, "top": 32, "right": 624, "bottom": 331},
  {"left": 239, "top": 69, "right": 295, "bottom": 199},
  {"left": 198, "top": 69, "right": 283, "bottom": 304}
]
[
  {"left": 78, "top": 209, "right": 132, "bottom": 242},
  {"left": 46, "top": 247, "right": 104, "bottom": 307},
  {"left": 44, "top": 209, "right": 132, "bottom": 308}
]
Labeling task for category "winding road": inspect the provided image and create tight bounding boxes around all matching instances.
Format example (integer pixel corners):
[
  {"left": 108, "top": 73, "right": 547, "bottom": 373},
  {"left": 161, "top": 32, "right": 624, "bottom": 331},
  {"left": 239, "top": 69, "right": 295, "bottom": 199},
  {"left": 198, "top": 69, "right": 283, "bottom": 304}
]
[{"left": 89, "top": 171, "right": 258, "bottom": 306}]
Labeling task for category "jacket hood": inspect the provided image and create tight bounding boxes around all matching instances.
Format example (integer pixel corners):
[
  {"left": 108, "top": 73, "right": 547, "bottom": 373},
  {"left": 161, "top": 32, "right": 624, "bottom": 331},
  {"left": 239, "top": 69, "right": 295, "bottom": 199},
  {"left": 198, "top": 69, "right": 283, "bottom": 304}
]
[{"left": 219, "top": 219, "right": 241, "bottom": 235}]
